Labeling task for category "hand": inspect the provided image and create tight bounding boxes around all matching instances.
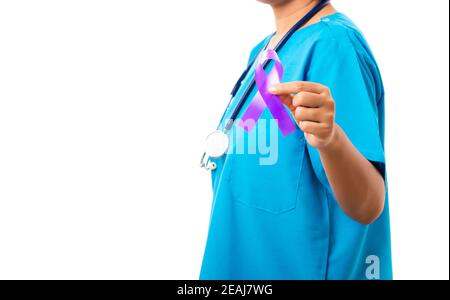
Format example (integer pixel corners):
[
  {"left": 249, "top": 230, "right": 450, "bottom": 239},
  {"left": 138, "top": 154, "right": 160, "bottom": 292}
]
[{"left": 269, "top": 81, "right": 337, "bottom": 150}]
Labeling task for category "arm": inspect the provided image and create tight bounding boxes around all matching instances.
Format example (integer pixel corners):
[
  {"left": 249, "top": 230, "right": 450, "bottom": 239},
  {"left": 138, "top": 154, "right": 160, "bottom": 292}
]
[{"left": 269, "top": 81, "right": 385, "bottom": 224}]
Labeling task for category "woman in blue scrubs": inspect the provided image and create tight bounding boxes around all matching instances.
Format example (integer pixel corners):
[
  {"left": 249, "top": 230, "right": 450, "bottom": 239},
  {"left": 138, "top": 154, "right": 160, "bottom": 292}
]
[{"left": 200, "top": 0, "right": 392, "bottom": 280}]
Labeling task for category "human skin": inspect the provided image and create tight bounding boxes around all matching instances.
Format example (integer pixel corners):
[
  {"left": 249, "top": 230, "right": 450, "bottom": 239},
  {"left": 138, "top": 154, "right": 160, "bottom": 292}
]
[{"left": 258, "top": 0, "right": 386, "bottom": 224}]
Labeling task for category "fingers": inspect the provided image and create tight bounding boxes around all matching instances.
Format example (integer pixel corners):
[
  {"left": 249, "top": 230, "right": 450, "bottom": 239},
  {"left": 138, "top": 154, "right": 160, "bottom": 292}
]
[
  {"left": 278, "top": 94, "right": 295, "bottom": 113},
  {"left": 292, "top": 91, "right": 325, "bottom": 108},
  {"left": 294, "top": 107, "right": 323, "bottom": 123},
  {"left": 295, "top": 105, "right": 334, "bottom": 123},
  {"left": 298, "top": 120, "right": 329, "bottom": 135},
  {"left": 270, "top": 81, "right": 336, "bottom": 146},
  {"left": 278, "top": 94, "right": 293, "bottom": 107},
  {"left": 269, "top": 81, "right": 326, "bottom": 95},
  {"left": 269, "top": 81, "right": 335, "bottom": 142}
]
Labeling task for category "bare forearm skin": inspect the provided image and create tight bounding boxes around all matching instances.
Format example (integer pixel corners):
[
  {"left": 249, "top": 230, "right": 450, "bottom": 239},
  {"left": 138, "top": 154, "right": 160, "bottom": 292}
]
[{"left": 318, "top": 125, "right": 385, "bottom": 224}]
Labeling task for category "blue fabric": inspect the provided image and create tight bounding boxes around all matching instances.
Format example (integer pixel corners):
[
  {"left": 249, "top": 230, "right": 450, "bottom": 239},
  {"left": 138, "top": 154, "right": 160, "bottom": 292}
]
[{"left": 200, "top": 13, "right": 392, "bottom": 280}]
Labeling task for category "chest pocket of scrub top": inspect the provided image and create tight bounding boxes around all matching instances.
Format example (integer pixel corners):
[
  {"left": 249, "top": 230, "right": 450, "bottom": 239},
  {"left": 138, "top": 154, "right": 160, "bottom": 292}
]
[{"left": 228, "top": 117, "right": 306, "bottom": 214}]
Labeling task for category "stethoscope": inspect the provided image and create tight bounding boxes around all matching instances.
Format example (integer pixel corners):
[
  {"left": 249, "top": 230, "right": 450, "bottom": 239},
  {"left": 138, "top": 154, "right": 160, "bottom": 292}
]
[{"left": 200, "top": 0, "right": 331, "bottom": 171}]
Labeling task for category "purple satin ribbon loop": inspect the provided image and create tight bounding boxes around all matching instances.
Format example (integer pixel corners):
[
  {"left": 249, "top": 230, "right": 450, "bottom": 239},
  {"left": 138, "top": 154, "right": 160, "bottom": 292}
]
[{"left": 238, "top": 49, "right": 296, "bottom": 136}]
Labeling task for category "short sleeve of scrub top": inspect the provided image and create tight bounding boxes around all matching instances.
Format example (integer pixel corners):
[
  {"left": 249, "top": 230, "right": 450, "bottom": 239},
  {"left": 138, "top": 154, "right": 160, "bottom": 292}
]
[{"left": 200, "top": 13, "right": 392, "bottom": 280}]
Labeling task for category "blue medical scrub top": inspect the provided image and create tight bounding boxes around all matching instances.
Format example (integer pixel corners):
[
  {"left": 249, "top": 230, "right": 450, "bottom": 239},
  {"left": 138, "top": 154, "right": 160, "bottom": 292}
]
[{"left": 200, "top": 13, "right": 392, "bottom": 280}]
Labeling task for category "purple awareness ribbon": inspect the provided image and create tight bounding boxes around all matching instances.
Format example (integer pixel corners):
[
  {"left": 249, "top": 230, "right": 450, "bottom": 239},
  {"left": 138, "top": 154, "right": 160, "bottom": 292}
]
[{"left": 238, "top": 49, "right": 296, "bottom": 136}]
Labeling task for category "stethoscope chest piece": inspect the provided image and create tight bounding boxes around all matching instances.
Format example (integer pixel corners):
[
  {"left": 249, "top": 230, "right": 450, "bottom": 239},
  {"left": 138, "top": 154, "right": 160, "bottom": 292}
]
[{"left": 205, "top": 130, "right": 229, "bottom": 158}]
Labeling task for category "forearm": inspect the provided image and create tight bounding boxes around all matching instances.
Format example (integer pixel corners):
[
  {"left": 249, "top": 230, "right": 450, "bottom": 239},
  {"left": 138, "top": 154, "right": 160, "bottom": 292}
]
[
  {"left": 269, "top": 81, "right": 386, "bottom": 224},
  {"left": 318, "top": 125, "right": 385, "bottom": 224}
]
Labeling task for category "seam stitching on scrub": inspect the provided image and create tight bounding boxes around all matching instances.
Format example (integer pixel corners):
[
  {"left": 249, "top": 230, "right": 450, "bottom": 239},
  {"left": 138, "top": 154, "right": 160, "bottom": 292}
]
[
  {"left": 323, "top": 188, "right": 332, "bottom": 280},
  {"left": 294, "top": 142, "right": 307, "bottom": 212}
]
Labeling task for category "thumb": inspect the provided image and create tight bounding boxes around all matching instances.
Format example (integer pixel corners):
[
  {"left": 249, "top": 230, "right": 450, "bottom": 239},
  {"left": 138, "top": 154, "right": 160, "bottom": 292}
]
[{"left": 278, "top": 94, "right": 295, "bottom": 113}]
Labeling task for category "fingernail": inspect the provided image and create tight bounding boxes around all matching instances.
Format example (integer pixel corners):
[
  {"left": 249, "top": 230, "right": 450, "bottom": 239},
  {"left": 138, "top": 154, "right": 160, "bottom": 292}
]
[{"left": 268, "top": 86, "right": 277, "bottom": 93}]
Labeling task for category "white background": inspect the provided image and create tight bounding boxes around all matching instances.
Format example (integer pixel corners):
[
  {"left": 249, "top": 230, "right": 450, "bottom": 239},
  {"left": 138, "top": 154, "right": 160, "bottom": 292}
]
[{"left": 0, "top": 0, "right": 448, "bottom": 280}]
